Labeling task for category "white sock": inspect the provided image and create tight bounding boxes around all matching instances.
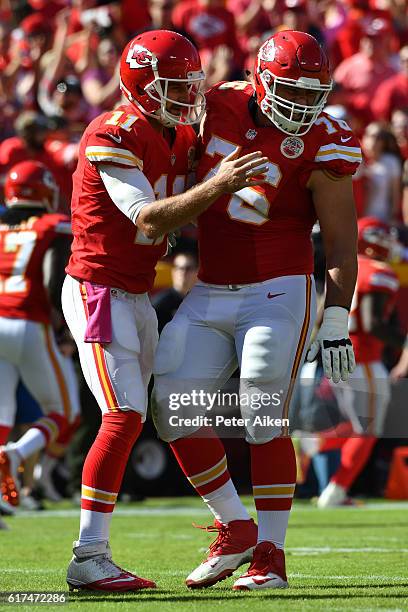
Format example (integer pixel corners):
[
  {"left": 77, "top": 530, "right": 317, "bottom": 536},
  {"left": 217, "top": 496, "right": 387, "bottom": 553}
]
[
  {"left": 202, "top": 479, "right": 250, "bottom": 524},
  {"left": 8, "top": 428, "right": 47, "bottom": 461},
  {"left": 78, "top": 509, "right": 113, "bottom": 546},
  {"left": 257, "top": 510, "right": 290, "bottom": 549}
]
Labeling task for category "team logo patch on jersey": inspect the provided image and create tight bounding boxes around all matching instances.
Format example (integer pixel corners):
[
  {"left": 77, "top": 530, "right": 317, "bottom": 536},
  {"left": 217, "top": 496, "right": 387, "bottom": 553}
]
[
  {"left": 245, "top": 129, "right": 257, "bottom": 140},
  {"left": 126, "top": 45, "right": 154, "bottom": 69},
  {"left": 280, "top": 136, "right": 304, "bottom": 159}
]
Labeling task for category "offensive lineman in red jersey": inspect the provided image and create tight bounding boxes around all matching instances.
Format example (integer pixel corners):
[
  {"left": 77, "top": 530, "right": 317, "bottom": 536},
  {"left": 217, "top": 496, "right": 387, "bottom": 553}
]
[
  {"left": 318, "top": 217, "right": 404, "bottom": 507},
  {"left": 61, "top": 29, "right": 268, "bottom": 592},
  {"left": 153, "top": 30, "right": 362, "bottom": 590},
  {"left": 0, "top": 161, "right": 76, "bottom": 512}
]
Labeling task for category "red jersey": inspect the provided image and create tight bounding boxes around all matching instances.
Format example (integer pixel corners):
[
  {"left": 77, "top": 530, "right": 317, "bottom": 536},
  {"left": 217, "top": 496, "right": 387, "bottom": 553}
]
[
  {"left": 172, "top": 1, "right": 240, "bottom": 57},
  {"left": 66, "top": 104, "right": 197, "bottom": 294},
  {"left": 349, "top": 255, "right": 399, "bottom": 364},
  {"left": 197, "top": 82, "right": 362, "bottom": 285},
  {"left": 0, "top": 213, "right": 71, "bottom": 324}
]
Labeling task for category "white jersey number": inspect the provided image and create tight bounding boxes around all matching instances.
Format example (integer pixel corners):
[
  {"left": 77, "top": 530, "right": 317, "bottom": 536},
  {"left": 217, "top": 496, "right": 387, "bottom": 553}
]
[
  {"left": 204, "top": 136, "right": 281, "bottom": 225},
  {"left": 0, "top": 231, "right": 37, "bottom": 294}
]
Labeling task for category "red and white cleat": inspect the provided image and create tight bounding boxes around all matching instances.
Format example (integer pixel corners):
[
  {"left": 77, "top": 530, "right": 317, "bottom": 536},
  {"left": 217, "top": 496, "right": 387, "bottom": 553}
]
[
  {"left": 186, "top": 518, "right": 257, "bottom": 589},
  {"left": 0, "top": 447, "right": 21, "bottom": 511},
  {"left": 233, "top": 541, "right": 288, "bottom": 591},
  {"left": 66, "top": 541, "right": 156, "bottom": 592}
]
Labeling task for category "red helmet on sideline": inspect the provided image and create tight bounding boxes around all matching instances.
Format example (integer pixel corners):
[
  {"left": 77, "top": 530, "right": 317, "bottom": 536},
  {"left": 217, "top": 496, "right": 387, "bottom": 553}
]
[
  {"left": 254, "top": 30, "right": 332, "bottom": 135},
  {"left": 4, "top": 161, "right": 58, "bottom": 212},
  {"left": 357, "top": 217, "right": 397, "bottom": 261},
  {"left": 120, "top": 30, "right": 205, "bottom": 128}
]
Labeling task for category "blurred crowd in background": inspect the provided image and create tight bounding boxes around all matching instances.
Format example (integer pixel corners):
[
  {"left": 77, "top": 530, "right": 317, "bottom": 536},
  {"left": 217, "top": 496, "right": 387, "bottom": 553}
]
[{"left": 1, "top": 0, "right": 408, "bottom": 508}]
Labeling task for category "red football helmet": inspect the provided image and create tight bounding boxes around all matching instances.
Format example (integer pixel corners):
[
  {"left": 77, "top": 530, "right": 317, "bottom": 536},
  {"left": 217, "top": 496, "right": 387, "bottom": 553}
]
[
  {"left": 120, "top": 30, "right": 205, "bottom": 128},
  {"left": 4, "top": 161, "right": 58, "bottom": 212},
  {"left": 358, "top": 217, "right": 399, "bottom": 262},
  {"left": 254, "top": 30, "right": 332, "bottom": 136}
]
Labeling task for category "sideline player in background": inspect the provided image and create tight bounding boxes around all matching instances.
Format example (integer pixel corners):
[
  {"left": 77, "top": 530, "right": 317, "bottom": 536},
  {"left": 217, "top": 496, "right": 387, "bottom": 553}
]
[
  {"left": 153, "top": 252, "right": 199, "bottom": 333},
  {"left": 61, "top": 29, "right": 268, "bottom": 592},
  {"left": 0, "top": 161, "right": 74, "bottom": 511},
  {"left": 153, "top": 30, "right": 361, "bottom": 591},
  {"left": 318, "top": 217, "right": 405, "bottom": 507}
]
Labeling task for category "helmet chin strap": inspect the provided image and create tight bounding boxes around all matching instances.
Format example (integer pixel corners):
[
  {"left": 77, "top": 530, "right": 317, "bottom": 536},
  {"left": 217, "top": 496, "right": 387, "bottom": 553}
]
[
  {"left": 156, "top": 110, "right": 178, "bottom": 128},
  {"left": 261, "top": 100, "right": 300, "bottom": 134}
]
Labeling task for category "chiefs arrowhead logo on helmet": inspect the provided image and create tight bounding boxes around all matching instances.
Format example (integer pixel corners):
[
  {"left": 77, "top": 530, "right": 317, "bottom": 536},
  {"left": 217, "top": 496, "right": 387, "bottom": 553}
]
[
  {"left": 126, "top": 45, "right": 154, "bottom": 69},
  {"left": 120, "top": 30, "right": 205, "bottom": 127},
  {"left": 260, "top": 39, "right": 276, "bottom": 62},
  {"left": 254, "top": 30, "right": 332, "bottom": 136}
]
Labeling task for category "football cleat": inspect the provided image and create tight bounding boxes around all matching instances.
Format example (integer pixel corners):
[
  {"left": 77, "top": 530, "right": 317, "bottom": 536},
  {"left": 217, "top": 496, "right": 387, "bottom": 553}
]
[
  {"left": 233, "top": 541, "right": 288, "bottom": 590},
  {"left": 0, "top": 447, "right": 21, "bottom": 509},
  {"left": 19, "top": 491, "right": 43, "bottom": 511},
  {"left": 317, "top": 481, "right": 347, "bottom": 508},
  {"left": 186, "top": 518, "right": 257, "bottom": 588},
  {"left": 0, "top": 495, "right": 16, "bottom": 516},
  {"left": 66, "top": 541, "right": 156, "bottom": 592}
]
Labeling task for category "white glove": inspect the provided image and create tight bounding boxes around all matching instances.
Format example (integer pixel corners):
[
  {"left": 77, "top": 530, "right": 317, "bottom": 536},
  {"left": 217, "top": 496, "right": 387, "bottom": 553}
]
[{"left": 306, "top": 306, "right": 355, "bottom": 383}]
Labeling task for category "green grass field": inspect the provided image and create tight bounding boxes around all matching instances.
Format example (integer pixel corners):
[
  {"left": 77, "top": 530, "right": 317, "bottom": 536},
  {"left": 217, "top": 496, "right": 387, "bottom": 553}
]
[{"left": 1, "top": 497, "right": 408, "bottom": 611}]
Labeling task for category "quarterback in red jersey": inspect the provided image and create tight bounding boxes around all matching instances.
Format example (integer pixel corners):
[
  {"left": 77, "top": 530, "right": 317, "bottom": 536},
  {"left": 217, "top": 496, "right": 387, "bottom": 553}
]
[
  {"left": 0, "top": 161, "right": 77, "bottom": 512},
  {"left": 61, "top": 29, "right": 267, "bottom": 593},
  {"left": 318, "top": 217, "right": 405, "bottom": 507},
  {"left": 154, "top": 30, "right": 361, "bottom": 591}
]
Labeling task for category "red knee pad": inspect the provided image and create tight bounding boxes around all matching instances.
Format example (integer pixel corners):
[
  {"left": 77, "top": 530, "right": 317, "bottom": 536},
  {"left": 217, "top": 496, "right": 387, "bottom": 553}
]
[
  {"left": 98, "top": 410, "right": 142, "bottom": 456},
  {"left": 82, "top": 410, "right": 143, "bottom": 499}
]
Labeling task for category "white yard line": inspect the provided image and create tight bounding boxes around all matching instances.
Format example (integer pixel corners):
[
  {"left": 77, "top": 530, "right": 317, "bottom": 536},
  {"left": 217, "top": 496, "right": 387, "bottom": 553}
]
[
  {"left": 289, "top": 573, "right": 408, "bottom": 581},
  {"left": 288, "top": 547, "right": 408, "bottom": 553},
  {"left": 10, "top": 507, "right": 210, "bottom": 518},
  {"left": 0, "top": 569, "right": 64, "bottom": 574},
  {"left": 0, "top": 569, "right": 406, "bottom": 582},
  {"left": 8, "top": 500, "right": 408, "bottom": 519}
]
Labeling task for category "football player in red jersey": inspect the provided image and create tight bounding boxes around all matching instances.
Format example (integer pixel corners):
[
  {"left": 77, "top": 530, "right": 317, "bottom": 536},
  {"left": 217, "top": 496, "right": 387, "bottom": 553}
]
[
  {"left": 317, "top": 217, "right": 405, "bottom": 507},
  {"left": 153, "top": 30, "right": 362, "bottom": 591},
  {"left": 0, "top": 161, "right": 76, "bottom": 512},
  {"left": 61, "top": 29, "right": 268, "bottom": 592}
]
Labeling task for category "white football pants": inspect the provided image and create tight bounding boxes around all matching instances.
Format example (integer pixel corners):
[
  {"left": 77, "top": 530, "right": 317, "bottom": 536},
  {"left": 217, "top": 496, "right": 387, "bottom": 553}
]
[
  {"left": 153, "top": 275, "right": 316, "bottom": 443},
  {"left": 0, "top": 316, "right": 76, "bottom": 428},
  {"left": 61, "top": 275, "right": 158, "bottom": 418}
]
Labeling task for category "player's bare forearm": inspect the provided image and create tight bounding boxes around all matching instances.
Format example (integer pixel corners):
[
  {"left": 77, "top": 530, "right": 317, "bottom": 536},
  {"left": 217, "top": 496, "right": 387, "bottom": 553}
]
[
  {"left": 137, "top": 150, "right": 268, "bottom": 239},
  {"left": 137, "top": 175, "right": 228, "bottom": 239},
  {"left": 309, "top": 170, "right": 358, "bottom": 311},
  {"left": 325, "top": 252, "right": 357, "bottom": 310}
]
